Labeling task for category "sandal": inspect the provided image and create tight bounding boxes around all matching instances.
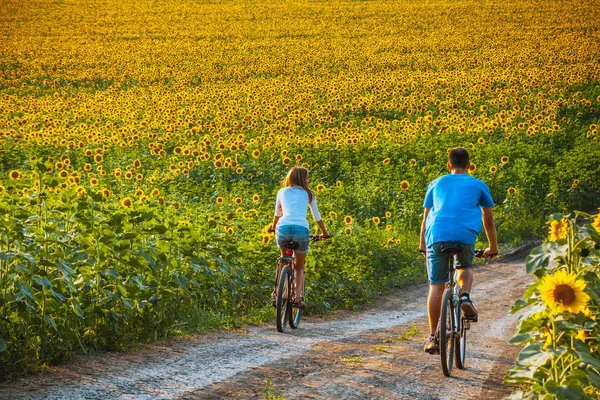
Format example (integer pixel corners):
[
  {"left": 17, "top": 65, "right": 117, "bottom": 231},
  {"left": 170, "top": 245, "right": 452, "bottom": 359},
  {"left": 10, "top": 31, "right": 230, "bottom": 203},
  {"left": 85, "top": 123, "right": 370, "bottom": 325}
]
[{"left": 293, "top": 297, "right": 306, "bottom": 309}]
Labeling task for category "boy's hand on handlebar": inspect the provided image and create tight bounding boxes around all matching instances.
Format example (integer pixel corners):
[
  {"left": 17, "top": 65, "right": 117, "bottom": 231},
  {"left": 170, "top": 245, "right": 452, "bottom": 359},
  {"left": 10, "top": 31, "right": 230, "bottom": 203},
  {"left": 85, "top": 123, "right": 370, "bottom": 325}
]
[
  {"left": 483, "top": 248, "right": 498, "bottom": 258},
  {"left": 319, "top": 234, "right": 331, "bottom": 239}
]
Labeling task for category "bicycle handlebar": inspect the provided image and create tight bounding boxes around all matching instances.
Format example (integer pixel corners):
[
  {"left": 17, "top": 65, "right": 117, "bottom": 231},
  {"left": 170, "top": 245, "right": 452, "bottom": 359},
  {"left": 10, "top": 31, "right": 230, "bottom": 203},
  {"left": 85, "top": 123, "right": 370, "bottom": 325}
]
[{"left": 475, "top": 249, "right": 497, "bottom": 259}]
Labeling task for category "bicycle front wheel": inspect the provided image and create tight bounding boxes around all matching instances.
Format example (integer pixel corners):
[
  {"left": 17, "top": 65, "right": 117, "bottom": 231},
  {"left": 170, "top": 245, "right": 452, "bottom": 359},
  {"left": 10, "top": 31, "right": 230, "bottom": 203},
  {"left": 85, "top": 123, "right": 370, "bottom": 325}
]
[
  {"left": 439, "top": 288, "right": 455, "bottom": 377},
  {"left": 276, "top": 265, "right": 291, "bottom": 332},
  {"left": 455, "top": 299, "right": 467, "bottom": 369}
]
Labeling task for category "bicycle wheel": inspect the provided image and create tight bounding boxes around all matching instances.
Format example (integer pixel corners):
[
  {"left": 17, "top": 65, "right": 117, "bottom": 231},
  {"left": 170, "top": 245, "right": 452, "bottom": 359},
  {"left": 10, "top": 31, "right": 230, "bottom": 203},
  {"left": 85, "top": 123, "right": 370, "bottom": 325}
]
[
  {"left": 439, "top": 288, "right": 455, "bottom": 377},
  {"left": 276, "top": 265, "right": 291, "bottom": 332},
  {"left": 289, "top": 272, "right": 303, "bottom": 329},
  {"left": 455, "top": 298, "right": 467, "bottom": 369}
]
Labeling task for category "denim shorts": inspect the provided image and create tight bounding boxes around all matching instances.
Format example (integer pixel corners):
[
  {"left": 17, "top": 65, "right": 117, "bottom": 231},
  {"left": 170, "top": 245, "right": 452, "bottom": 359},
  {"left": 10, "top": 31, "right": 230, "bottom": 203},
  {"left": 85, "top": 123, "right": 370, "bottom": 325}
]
[
  {"left": 276, "top": 225, "right": 310, "bottom": 254},
  {"left": 426, "top": 242, "right": 475, "bottom": 284}
]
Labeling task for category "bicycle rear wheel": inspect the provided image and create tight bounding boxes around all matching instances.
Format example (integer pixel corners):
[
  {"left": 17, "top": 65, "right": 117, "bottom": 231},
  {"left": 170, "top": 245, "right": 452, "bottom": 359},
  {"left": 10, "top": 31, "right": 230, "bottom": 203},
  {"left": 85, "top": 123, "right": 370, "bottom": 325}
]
[
  {"left": 455, "top": 299, "right": 467, "bottom": 369},
  {"left": 289, "top": 273, "right": 303, "bottom": 329},
  {"left": 276, "top": 265, "right": 291, "bottom": 332},
  {"left": 439, "top": 288, "right": 455, "bottom": 377}
]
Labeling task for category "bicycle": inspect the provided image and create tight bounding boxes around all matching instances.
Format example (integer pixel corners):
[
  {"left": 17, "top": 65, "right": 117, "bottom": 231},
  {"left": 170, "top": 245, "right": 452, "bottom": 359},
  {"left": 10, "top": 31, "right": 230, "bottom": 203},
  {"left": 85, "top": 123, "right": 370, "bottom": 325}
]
[
  {"left": 436, "top": 245, "right": 489, "bottom": 377},
  {"left": 273, "top": 235, "right": 325, "bottom": 333}
]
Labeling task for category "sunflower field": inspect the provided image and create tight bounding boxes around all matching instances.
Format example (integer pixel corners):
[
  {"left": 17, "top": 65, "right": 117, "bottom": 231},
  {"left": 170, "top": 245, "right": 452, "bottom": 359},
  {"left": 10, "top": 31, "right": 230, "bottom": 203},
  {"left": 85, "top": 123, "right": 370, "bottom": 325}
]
[
  {"left": 506, "top": 212, "right": 600, "bottom": 399},
  {"left": 0, "top": 0, "right": 599, "bottom": 379}
]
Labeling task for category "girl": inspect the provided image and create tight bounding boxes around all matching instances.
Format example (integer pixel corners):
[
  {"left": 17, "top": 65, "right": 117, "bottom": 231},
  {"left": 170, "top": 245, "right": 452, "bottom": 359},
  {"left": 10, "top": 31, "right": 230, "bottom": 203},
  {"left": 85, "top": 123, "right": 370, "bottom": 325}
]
[{"left": 269, "top": 166, "right": 330, "bottom": 308}]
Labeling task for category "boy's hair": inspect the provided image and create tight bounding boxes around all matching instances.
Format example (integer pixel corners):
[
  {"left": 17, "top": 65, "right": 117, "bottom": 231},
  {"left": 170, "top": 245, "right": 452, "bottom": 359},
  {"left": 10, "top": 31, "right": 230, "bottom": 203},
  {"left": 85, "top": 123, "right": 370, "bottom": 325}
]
[
  {"left": 282, "top": 166, "right": 314, "bottom": 203},
  {"left": 448, "top": 147, "right": 470, "bottom": 169}
]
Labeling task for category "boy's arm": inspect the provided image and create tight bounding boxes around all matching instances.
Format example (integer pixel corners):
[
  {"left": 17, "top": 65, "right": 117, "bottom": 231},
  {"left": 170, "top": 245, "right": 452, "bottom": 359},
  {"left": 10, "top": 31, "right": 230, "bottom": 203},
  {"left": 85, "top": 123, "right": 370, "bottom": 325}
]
[
  {"left": 419, "top": 208, "right": 430, "bottom": 254},
  {"left": 482, "top": 207, "right": 498, "bottom": 257}
]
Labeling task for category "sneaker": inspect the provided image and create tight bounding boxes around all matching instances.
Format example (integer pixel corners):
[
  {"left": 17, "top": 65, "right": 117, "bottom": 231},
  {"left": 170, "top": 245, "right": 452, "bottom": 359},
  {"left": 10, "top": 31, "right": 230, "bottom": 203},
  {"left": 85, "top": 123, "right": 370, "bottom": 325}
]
[
  {"left": 423, "top": 335, "right": 439, "bottom": 354},
  {"left": 460, "top": 293, "right": 478, "bottom": 320}
]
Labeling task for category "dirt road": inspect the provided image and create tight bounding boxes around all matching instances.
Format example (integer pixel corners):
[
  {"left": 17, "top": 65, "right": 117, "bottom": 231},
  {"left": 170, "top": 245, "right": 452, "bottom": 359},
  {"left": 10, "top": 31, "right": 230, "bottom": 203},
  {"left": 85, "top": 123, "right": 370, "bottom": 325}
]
[{"left": 0, "top": 245, "right": 534, "bottom": 400}]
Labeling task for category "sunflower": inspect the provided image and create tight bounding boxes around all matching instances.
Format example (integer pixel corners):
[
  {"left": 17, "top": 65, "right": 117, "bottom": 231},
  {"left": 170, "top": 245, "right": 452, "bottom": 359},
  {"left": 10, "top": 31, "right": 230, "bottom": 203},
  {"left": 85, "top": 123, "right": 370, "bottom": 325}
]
[
  {"left": 234, "top": 197, "right": 243, "bottom": 205},
  {"left": 501, "top": 156, "right": 509, "bottom": 164},
  {"left": 94, "top": 154, "right": 103, "bottom": 163},
  {"left": 252, "top": 194, "right": 260, "bottom": 202},
  {"left": 539, "top": 269, "right": 590, "bottom": 314},
  {"left": 592, "top": 211, "right": 600, "bottom": 233},
  {"left": 114, "top": 169, "right": 122, "bottom": 178},
  {"left": 372, "top": 216, "right": 381, "bottom": 225},
  {"left": 124, "top": 171, "right": 133, "bottom": 180},
  {"left": 134, "top": 159, "right": 142, "bottom": 169},
  {"left": 549, "top": 217, "right": 569, "bottom": 241},
  {"left": 9, "top": 170, "right": 21, "bottom": 180},
  {"left": 382, "top": 158, "right": 390, "bottom": 165},
  {"left": 344, "top": 215, "right": 353, "bottom": 224},
  {"left": 235, "top": 167, "right": 244, "bottom": 174},
  {"left": 507, "top": 187, "right": 517, "bottom": 195},
  {"left": 216, "top": 197, "right": 224, "bottom": 204},
  {"left": 150, "top": 188, "right": 160, "bottom": 197},
  {"left": 316, "top": 184, "right": 325, "bottom": 191},
  {"left": 385, "top": 224, "right": 392, "bottom": 231},
  {"left": 477, "top": 138, "right": 485, "bottom": 145},
  {"left": 252, "top": 149, "right": 261, "bottom": 158},
  {"left": 90, "top": 178, "right": 99, "bottom": 186},
  {"left": 59, "top": 170, "right": 69, "bottom": 179},
  {"left": 409, "top": 159, "right": 417, "bottom": 166},
  {"left": 468, "top": 163, "right": 477, "bottom": 173},
  {"left": 489, "top": 166, "right": 498, "bottom": 174},
  {"left": 121, "top": 197, "right": 133, "bottom": 208},
  {"left": 385, "top": 211, "right": 391, "bottom": 218},
  {"left": 400, "top": 180, "right": 410, "bottom": 191}
]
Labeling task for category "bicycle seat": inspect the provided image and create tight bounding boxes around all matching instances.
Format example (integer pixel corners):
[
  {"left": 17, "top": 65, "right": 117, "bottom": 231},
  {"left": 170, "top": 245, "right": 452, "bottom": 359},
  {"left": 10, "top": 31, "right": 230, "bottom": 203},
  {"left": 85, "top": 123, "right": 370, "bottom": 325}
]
[
  {"left": 440, "top": 244, "right": 463, "bottom": 255},
  {"left": 281, "top": 240, "right": 299, "bottom": 250}
]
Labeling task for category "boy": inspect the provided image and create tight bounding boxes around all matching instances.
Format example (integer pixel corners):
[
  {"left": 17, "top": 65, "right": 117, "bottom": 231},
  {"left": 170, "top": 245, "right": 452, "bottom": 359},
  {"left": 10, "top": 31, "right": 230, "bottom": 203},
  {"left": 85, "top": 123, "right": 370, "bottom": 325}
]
[{"left": 419, "top": 147, "right": 498, "bottom": 354}]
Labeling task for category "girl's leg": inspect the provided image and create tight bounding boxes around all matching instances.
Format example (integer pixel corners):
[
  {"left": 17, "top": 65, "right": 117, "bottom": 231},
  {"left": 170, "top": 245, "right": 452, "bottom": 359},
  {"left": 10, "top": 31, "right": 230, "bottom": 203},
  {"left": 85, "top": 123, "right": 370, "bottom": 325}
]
[
  {"left": 294, "top": 253, "right": 306, "bottom": 302},
  {"left": 272, "top": 249, "right": 286, "bottom": 298}
]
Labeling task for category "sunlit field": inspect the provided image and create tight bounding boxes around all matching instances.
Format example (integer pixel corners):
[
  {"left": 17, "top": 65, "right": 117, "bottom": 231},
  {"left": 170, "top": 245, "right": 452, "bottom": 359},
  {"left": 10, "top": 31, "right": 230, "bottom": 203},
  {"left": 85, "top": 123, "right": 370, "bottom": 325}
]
[{"left": 0, "top": 0, "right": 598, "bottom": 378}]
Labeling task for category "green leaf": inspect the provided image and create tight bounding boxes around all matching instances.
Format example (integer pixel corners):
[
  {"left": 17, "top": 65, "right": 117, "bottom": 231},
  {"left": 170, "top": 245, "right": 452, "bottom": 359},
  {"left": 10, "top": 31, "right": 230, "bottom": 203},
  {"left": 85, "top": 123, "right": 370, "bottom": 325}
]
[
  {"left": 0, "top": 338, "right": 6, "bottom": 352},
  {"left": 509, "top": 333, "right": 531, "bottom": 344},
  {"left": 525, "top": 244, "right": 552, "bottom": 274},
  {"left": 71, "top": 301, "right": 84, "bottom": 318},
  {"left": 117, "top": 284, "right": 128, "bottom": 296},
  {"left": 33, "top": 275, "right": 52, "bottom": 290},
  {"left": 46, "top": 315, "right": 58, "bottom": 331},
  {"left": 544, "top": 379, "right": 585, "bottom": 400},
  {"left": 575, "top": 341, "right": 600, "bottom": 369},
  {"left": 0, "top": 252, "right": 13, "bottom": 261},
  {"left": 15, "top": 282, "right": 34, "bottom": 301}
]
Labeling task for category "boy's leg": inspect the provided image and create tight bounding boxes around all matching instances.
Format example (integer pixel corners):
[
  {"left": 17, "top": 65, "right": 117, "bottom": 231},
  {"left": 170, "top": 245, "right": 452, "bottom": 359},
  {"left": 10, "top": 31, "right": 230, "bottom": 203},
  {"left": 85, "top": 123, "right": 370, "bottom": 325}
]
[
  {"left": 456, "top": 267, "right": 473, "bottom": 294},
  {"left": 427, "top": 284, "right": 445, "bottom": 335}
]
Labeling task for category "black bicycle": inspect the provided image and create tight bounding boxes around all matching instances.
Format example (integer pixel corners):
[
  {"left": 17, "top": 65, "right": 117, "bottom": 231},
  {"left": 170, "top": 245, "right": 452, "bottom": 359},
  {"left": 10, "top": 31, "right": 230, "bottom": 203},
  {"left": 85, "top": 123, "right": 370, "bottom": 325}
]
[
  {"left": 437, "top": 246, "right": 487, "bottom": 377},
  {"left": 274, "top": 235, "right": 324, "bottom": 333}
]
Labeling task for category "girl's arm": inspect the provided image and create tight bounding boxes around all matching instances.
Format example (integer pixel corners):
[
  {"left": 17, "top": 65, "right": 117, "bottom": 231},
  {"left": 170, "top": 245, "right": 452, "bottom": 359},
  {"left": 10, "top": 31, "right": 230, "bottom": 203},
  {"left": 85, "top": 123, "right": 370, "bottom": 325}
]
[
  {"left": 269, "top": 215, "right": 280, "bottom": 232},
  {"left": 316, "top": 219, "right": 330, "bottom": 238}
]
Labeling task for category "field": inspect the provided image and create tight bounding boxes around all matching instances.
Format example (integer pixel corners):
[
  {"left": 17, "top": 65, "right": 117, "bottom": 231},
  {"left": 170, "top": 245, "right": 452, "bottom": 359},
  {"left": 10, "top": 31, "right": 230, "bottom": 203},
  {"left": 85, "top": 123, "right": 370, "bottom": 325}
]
[{"left": 0, "top": 0, "right": 599, "bottom": 380}]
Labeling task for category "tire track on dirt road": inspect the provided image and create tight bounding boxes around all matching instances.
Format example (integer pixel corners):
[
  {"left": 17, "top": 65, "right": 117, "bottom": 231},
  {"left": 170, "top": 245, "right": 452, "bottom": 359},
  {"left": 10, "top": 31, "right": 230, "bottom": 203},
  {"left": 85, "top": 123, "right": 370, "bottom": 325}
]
[{"left": 0, "top": 245, "right": 534, "bottom": 400}]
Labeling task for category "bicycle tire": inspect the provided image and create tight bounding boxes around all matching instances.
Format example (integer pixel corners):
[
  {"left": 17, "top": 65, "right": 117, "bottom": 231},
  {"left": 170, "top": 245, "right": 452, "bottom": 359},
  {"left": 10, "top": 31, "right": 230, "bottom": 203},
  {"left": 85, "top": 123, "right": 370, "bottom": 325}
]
[
  {"left": 439, "top": 288, "right": 455, "bottom": 377},
  {"left": 455, "top": 298, "right": 467, "bottom": 369},
  {"left": 289, "top": 271, "right": 303, "bottom": 329},
  {"left": 276, "top": 265, "right": 291, "bottom": 332}
]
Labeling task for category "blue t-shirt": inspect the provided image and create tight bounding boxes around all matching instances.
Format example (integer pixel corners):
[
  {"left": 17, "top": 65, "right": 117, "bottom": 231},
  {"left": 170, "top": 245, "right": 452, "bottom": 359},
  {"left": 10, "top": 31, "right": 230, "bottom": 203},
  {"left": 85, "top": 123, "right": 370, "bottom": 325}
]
[{"left": 423, "top": 174, "right": 494, "bottom": 246}]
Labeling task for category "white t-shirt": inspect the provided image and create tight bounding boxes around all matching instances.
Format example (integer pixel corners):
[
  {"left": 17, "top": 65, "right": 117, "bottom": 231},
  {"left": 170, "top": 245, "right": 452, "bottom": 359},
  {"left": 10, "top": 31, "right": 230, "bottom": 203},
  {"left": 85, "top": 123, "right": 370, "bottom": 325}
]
[{"left": 274, "top": 186, "right": 322, "bottom": 230}]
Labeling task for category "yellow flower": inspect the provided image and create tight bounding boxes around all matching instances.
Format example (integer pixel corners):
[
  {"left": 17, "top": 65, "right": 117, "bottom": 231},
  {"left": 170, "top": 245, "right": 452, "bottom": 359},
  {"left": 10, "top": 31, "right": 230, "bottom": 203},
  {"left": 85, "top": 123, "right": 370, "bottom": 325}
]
[
  {"left": 400, "top": 180, "right": 410, "bottom": 191},
  {"left": 94, "top": 154, "right": 103, "bottom": 163},
  {"left": 468, "top": 163, "right": 477, "bottom": 173},
  {"left": 489, "top": 166, "right": 498, "bottom": 174},
  {"left": 409, "top": 159, "right": 417, "bottom": 166},
  {"left": 385, "top": 224, "right": 392, "bottom": 231},
  {"left": 501, "top": 156, "right": 509, "bottom": 164},
  {"left": 316, "top": 184, "right": 325, "bottom": 191},
  {"left": 382, "top": 158, "right": 390, "bottom": 165},
  {"left": 9, "top": 170, "right": 21, "bottom": 180},
  {"left": 507, "top": 187, "right": 517, "bottom": 195},
  {"left": 252, "top": 149, "right": 261, "bottom": 158},
  {"left": 90, "top": 178, "right": 99, "bottom": 186},
  {"left": 575, "top": 330, "right": 589, "bottom": 341},
  {"left": 234, "top": 197, "right": 243, "bottom": 205},
  {"left": 385, "top": 211, "right": 391, "bottom": 218},
  {"left": 252, "top": 194, "right": 260, "bottom": 202},
  {"left": 539, "top": 269, "right": 590, "bottom": 314},
  {"left": 121, "top": 197, "right": 133, "bottom": 208},
  {"left": 548, "top": 217, "right": 568, "bottom": 241},
  {"left": 150, "top": 188, "right": 160, "bottom": 197},
  {"left": 344, "top": 215, "right": 353, "bottom": 224},
  {"left": 372, "top": 216, "right": 381, "bottom": 225},
  {"left": 592, "top": 211, "right": 600, "bottom": 233},
  {"left": 477, "top": 138, "right": 485, "bottom": 145},
  {"left": 216, "top": 197, "right": 224, "bottom": 204},
  {"left": 134, "top": 159, "right": 142, "bottom": 169}
]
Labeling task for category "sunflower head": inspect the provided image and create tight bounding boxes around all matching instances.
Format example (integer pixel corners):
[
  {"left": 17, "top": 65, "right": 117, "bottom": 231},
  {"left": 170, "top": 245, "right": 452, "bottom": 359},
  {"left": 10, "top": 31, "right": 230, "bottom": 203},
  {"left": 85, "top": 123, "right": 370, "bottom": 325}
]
[
  {"left": 549, "top": 217, "right": 569, "bottom": 241},
  {"left": 539, "top": 269, "right": 590, "bottom": 314}
]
